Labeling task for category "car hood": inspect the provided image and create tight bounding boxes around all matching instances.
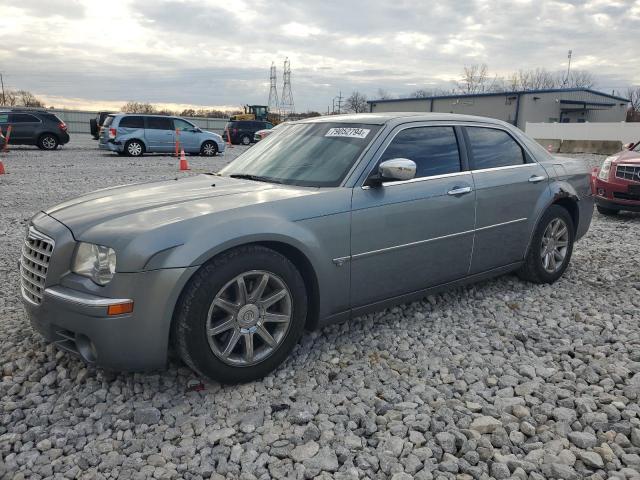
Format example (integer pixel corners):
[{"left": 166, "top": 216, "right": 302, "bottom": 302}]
[
  {"left": 611, "top": 150, "right": 640, "bottom": 163},
  {"left": 45, "top": 174, "right": 318, "bottom": 238}
]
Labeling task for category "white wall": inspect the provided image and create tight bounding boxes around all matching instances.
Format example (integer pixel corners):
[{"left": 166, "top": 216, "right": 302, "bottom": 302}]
[{"left": 525, "top": 122, "right": 640, "bottom": 143}]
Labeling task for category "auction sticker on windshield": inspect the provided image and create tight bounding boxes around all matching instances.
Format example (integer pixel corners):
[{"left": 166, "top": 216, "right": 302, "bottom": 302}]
[{"left": 325, "top": 127, "right": 370, "bottom": 139}]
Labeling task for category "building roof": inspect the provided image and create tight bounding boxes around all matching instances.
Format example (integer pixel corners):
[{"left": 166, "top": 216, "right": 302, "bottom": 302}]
[{"left": 367, "top": 88, "right": 630, "bottom": 104}]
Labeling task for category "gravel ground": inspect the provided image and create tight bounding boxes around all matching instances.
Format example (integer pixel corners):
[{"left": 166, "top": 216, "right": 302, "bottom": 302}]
[{"left": 1, "top": 136, "right": 639, "bottom": 480}]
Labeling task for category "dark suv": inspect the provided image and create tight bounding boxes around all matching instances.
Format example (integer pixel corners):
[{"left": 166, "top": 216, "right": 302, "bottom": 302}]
[
  {"left": 0, "top": 109, "right": 70, "bottom": 150},
  {"left": 90, "top": 111, "right": 114, "bottom": 140},
  {"left": 223, "top": 120, "right": 273, "bottom": 145}
]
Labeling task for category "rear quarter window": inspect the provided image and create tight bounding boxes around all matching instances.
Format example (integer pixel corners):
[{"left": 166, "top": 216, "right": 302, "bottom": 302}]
[{"left": 103, "top": 116, "right": 115, "bottom": 127}]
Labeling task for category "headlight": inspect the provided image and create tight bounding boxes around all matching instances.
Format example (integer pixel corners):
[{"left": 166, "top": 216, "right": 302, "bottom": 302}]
[
  {"left": 598, "top": 156, "right": 616, "bottom": 180},
  {"left": 72, "top": 242, "right": 116, "bottom": 285}
]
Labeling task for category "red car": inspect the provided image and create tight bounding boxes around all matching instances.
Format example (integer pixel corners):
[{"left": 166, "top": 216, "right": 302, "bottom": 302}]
[{"left": 591, "top": 141, "right": 640, "bottom": 215}]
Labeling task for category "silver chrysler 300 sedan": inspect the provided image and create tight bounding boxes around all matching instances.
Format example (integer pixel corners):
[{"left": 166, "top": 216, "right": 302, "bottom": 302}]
[{"left": 20, "top": 113, "right": 593, "bottom": 383}]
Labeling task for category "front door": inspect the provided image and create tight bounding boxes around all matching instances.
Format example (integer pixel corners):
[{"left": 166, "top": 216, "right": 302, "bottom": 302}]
[
  {"left": 144, "top": 116, "right": 175, "bottom": 152},
  {"left": 173, "top": 118, "right": 199, "bottom": 152},
  {"left": 463, "top": 125, "right": 549, "bottom": 273},
  {"left": 350, "top": 125, "right": 476, "bottom": 308}
]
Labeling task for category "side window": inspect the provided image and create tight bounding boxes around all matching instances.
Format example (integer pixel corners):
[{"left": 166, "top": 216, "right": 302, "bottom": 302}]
[
  {"left": 379, "top": 126, "right": 461, "bottom": 179},
  {"left": 146, "top": 117, "right": 173, "bottom": 130},
  {"left": 173, "top": 119, "right": 194, "bottom": 131},
  {"left": 9, "top": 113, "right": 39, "bottom": 123},
  {"left": 466, "top": 127, "right": 525, "bottom": 170},
  {"left": 119, "top": 116, "right": 144, "bottom": 128}
]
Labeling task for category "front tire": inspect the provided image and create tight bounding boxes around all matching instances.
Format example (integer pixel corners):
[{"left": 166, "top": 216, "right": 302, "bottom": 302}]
[
  {"left": 518, "top": 205, "right": 574, "bottom": 284},
  {"left": 596, "top": 205, "right": 619, "bottom": 216},
  {"left": 173, "top": 245, "right": 308, "bottom": 384},
  {"left": 124, "top": 139, "right": 144, "bottom": 157},
  {"left": 240, "top": 135, "right": 251, "bottom": 146},
  {"left": 38, "top": 134, "right": 59, "bottom": 150},
  {"left": 200, "top": 141, "right": 218, "bottom": 156}
]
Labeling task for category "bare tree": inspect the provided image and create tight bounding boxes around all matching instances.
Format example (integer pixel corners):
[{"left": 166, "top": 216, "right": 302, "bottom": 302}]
[
  {"left": 457, "top": 64, "right": 489, "bottom": 94},
  {"left": 121, "top": 101, "right": 157, "bottom": 114},
  {"left": 410, "top": 88, "right": 433, "bottom": 98},
  {"left": 376, "top": 88, "right": 393, "bottom": 100},
  {"left": 627, "top": 86, "right": 640, "bottom": 122},
  {"left": 0, "top": 89, "right": 44, "bottom": 107},
  {"left": 345, "top": 91, "right": 369, "bottom": 113},
  {"left": 564, "top": 70, "right": 596, "bottom": 89}
]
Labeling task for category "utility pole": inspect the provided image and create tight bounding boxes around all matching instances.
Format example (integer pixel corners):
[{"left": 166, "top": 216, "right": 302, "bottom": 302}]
[
  {"left": 0, "top": 73, "right": 5, "bottom": 106},
  {"left": 563, "top": 50, "right": 572, "bottom": 87},
  {"left": 332, "top": 91, "right": 343, "bottom": 114}
]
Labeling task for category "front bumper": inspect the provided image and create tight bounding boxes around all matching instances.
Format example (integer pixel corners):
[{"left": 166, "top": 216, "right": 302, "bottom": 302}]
[
  {"left": 21, "top": 213, "right": 198, "bottom": 371},
  {"left": 592, "top": 175, "right": 640, "bottom": 212}
]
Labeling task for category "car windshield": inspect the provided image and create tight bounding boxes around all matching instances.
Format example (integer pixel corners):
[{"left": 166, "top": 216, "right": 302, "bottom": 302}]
[{"left": 220, "top": 122, "right": 380, "bottom": 187}]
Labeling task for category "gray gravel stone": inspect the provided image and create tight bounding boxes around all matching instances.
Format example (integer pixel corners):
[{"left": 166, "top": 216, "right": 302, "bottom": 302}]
[{"left": 2, "top": 148, "right": 638, "bottom": 480}]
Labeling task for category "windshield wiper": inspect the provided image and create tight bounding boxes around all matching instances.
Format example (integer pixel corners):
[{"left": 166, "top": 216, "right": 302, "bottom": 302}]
[{"left": 228, "top": 174, "right": 282, "bottom": 184}]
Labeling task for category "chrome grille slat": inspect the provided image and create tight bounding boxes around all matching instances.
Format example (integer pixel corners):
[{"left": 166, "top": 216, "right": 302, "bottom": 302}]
[
  {"left": 616, "top": 164, "right": 640, "bottom": 183},
  {"left": 20, "top": 227, "right": 54, "bottom": 305}
]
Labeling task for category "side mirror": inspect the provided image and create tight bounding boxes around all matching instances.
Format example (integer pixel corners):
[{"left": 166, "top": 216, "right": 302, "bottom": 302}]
[
  {"left": 367, "top": 158, "right": 417, "bottom": 186},
  {"left": 623, "top": 142, "right": 635, "bottom": 150}
]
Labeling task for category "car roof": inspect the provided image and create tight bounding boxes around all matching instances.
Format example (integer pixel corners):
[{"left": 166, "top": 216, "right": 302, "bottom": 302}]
[{"left": 296, "top": 112, "right": 511, "bottom": 127}]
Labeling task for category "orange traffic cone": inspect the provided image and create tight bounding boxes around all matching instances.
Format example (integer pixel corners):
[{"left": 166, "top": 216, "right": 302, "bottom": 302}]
[
  {"left": 0, "top": 161, "right": 5, "bottom": 175},
  {"left": 179, "top": 148, "right": 190, "bottom": 171}
]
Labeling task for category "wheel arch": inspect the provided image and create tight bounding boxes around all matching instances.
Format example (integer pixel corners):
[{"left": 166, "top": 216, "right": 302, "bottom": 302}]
[
  {"left": 524, "top": 184, "right": 580, "bottom": 259},
  {"left": 38, "top": 131, "right": 60, "bottom": 142},
  {"left": 124, "top": 137, "right": 147, "bottom": 152},
  {"left": 169, "top": 239, "right": 321, "bottom": 341}
]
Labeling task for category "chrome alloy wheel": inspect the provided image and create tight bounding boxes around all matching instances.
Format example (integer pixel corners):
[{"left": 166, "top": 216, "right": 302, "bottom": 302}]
[
  {"left": 206, "top": 270, "right": 292, "bottom": 366},
  {"left": 540, "top": 218, "right": 569, "bottom": 273},
  {"left": 127, "top": 142, "right": 142, "bottom": 156},
  {"left": 41, "top": 136, "right": 56, "bottom": 149},
  {"left": 202, "top": 142, "right": 216, "bottom": 156}
]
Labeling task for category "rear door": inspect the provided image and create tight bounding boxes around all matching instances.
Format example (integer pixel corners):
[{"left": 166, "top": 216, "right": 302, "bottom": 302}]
[
  {"left": 8, "top": 113, "right": 41, "bottom": 143},
  {"left": 464, "top": 125, "right": 549, "bottom": 273},
  {"left": 144, "top": 116, "right": 175, "bottom": 152}
]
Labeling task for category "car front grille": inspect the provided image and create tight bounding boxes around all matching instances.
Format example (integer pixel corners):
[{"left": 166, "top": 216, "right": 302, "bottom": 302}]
[
  {"left": 615, "top": 164, "right": 640, "bottom": 182},
  {"left": 20, "top": 227, "right": 55, "bottom": 305}
]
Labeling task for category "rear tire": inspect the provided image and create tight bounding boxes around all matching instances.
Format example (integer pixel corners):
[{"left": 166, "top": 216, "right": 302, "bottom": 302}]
[
  {"left": 240, "top": 135, "right": 251, "bottom": 146},
  {"left": 124, "top": 139, "right": 144, "bottom": 157},
  {"left": 173, "top": 245, "right": 307, "bottom": 384},
  {"left": 596, "top": 205, "right": 619, "bottom": 216},
  {"left": 37, "top": 134, "right": 59, "bottom": 150},
  {"left": 200, "top": 141, "right": 218, "bottom": 156},
  {"left": 517, "top": 205, "right": 574, "bottom": 284}
]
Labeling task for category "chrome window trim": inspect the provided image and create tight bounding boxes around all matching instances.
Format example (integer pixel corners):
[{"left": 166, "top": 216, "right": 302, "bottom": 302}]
[
  {"left": 333, "top": 217, "right": 527, "bottom": 264},
  {"left": 362, "top": 171, "right": 472, "bottom": 190},
  {"left": 470, "top": 163, "right": 536, "bottom": 174},
  {"left": 44, "top": 286, "right": 132, "bottom": 308}
]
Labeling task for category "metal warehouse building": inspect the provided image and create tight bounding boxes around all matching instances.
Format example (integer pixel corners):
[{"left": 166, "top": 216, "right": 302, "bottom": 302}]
[{"left": 368, "top": 88, "right": 629, "bottom": 129}]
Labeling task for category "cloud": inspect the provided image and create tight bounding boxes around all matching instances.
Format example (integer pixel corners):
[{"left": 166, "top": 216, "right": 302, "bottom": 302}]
[{"left": 1, "top": 0, "right": 638, "bottom": 111}]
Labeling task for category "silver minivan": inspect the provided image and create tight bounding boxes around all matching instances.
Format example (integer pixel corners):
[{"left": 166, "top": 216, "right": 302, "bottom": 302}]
[{"left": 99, "top": 114, "right": 225, "bottom": 157}]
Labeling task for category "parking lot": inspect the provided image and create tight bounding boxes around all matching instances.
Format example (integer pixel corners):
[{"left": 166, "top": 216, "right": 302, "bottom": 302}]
[{"left": 1, "top": 137, "right": 639, "bottom": 479}]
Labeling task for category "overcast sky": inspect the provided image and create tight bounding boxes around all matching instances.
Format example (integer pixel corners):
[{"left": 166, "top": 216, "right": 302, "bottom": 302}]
[{"left": 1, "top": 0, "right": 638, "bottom": 112}]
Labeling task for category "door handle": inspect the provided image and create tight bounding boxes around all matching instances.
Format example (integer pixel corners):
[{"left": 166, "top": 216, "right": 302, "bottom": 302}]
[
  {"left": 447, "top": 186, "right": 472, "bottom": 196},
  {"left": 528, "top": 175, "right": 546, "bottom": 183}
]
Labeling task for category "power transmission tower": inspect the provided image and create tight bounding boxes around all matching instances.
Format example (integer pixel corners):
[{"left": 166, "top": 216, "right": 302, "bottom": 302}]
[
  {"left": 280, "top": 58, "right": 294, "bottom": 117},
  {"left": 0, "top": 73, "right": 5, "bottom": 106},
  {"left": 268, "top": 63, "right": 279, "bottom": 117}
]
